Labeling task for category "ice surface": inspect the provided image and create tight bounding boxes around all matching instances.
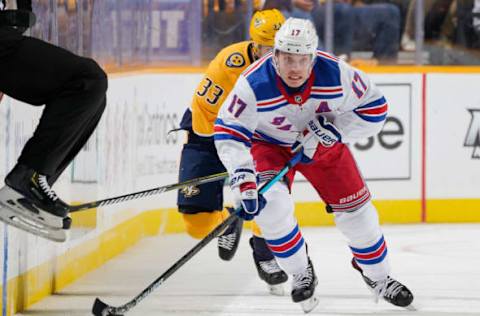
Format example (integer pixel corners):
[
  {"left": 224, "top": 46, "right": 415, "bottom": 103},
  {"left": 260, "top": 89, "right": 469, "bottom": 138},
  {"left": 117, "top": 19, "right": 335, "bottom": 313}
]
[{"left": 15, "top": 224, "right": 480, "bottom": 315}]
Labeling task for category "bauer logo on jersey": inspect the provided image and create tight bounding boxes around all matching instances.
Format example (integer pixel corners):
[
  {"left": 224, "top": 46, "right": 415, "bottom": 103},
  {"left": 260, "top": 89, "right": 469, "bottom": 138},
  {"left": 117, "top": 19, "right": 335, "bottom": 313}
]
[
  {"left": 180, "top": 186, "right": 200, "bottom": 198},
  {"left": 464, "top": 108, "right": 480, "bottom": 159},
  {"left": 226, "top": 53, "right": 245, "bottom": 68}
]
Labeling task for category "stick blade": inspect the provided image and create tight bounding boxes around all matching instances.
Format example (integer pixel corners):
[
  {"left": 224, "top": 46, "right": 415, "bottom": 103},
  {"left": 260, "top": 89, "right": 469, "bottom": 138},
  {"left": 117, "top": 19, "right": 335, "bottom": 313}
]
[{"left": 92, "top": 298, "right": 123, "bottom": 316}]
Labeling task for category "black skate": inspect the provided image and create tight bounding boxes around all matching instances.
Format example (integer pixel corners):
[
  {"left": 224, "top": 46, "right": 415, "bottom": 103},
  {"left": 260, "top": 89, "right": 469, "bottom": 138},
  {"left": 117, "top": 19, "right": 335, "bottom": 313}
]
[
  {"left": 0, "top": 164, "right": 70, "bottom": 242},
  {"left": 217, "top": 208, "right": 243, "bottom": 261},
  {"left": 291, "top": 258, "right": 319, "bottom": 313},
  {"left": 250, "top": 236, "right": 288, "bottom": 296},
  {"left": 352, "top": 258, "right": 414, "bottom": 309}
]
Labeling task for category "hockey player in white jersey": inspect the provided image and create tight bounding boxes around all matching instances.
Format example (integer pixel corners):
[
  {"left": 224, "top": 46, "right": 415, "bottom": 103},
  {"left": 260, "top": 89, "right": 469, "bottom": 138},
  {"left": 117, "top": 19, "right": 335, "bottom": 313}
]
[{"left": 214, "top": 18, "right": 414, "bottom": 313}]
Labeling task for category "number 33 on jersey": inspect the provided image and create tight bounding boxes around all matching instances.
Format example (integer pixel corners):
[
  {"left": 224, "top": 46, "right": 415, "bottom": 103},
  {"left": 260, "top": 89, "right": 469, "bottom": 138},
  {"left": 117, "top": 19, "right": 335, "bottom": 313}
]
[{"left": 190, "top": 41, "right": 255, "bottom": 137}]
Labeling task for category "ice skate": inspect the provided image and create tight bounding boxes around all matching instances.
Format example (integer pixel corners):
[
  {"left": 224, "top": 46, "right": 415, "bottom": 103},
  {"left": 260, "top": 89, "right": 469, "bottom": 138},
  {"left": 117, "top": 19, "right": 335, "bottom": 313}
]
[
  {"left": 0, "top": 164, "right": 70, "bottom": 242},
  {"left": 250, "top": 236, "right": 288, "bottom": 295},
  {"left": 217, "top": 208, "right": 243, "bottom": 261},
  {"left": 352, "top": 258, "right": 414, "bottom": 309},
  {"left": 291, "top": 258, "right": 319, "bottom": 313}
]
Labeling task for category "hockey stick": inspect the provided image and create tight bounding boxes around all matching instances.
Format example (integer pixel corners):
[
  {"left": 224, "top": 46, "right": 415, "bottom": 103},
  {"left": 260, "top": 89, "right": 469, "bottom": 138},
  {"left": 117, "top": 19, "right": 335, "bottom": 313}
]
[
  {"left": 91, "top": 152, "right": 302, "bottom": 316},
  {"left": 70, "top": 172, "right": 228, "bottom": 213}
]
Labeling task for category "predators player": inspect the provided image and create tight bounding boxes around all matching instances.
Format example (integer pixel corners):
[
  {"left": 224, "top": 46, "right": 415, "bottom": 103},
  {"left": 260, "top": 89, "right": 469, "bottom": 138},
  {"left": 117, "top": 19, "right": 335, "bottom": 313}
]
[{"left": 177, "top": 9, "right": 288, "bottom": 295}]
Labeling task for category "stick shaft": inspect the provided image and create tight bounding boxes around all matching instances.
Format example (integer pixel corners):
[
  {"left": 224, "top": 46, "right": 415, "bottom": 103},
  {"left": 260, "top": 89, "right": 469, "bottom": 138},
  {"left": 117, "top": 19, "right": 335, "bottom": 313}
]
[
  {"left": 70, "top": 172, "right": 228, "bottom": 212},
  {"left": 105, "top": 153, "right": 301, "bottom": 314}
]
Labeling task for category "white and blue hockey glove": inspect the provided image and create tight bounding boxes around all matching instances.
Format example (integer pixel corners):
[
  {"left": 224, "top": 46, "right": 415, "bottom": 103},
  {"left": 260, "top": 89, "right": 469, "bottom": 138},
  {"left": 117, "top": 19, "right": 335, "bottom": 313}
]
[
  {"left": 230, "top": 168, "right": 266, "bottom": 221},
  {"left": 306, "top": 116, "right": 342, "bottom": 148}
]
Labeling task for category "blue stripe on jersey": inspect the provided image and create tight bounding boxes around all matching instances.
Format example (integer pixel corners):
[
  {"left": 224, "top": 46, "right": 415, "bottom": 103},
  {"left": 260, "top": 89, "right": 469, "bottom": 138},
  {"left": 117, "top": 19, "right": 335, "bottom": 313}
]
[
  {"left": 254, "top": 130, "right": 292, "bottom": 145},
  {"left": 355, "top": 112, "right": 387, "bottom": 123},
  {"left": 215, "top": 118, "right": 253, "bottom": 138},
  {"left": 356, "top": 97, "right": 387, "bottom": 110},
  {"left": 214, "top": 134, "right": 252, "bottom": 148},
  {"left": 257, "top": 101, "right": 290, "bottom": 112},
  {"left": 354, "top": 111, "right": 387, "bottom": 123},
  {"left": 310, "top": 93, "right": 343, "bottom": 100}
]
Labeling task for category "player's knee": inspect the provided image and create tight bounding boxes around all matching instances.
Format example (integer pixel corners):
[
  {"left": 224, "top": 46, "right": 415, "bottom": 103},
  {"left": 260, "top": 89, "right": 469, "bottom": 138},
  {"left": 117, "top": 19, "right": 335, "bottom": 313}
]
[
  {"left": 182, "top": 210, "right": 227, "bottom": 239},
  {"left": 255, "top": 182, "right": 295, "bottom": 235},
  {"left": 77, "top": 57, "right": 108, "bottom": 96},
  {"left": 334, "top": 201, "right": 381, "bottom": 243}
]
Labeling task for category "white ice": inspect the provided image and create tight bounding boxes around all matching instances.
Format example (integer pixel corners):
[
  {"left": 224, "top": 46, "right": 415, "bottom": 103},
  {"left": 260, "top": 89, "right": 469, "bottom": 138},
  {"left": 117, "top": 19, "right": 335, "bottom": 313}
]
[{"left": 15, "top": 224, "right": 480, "bottom": 315}]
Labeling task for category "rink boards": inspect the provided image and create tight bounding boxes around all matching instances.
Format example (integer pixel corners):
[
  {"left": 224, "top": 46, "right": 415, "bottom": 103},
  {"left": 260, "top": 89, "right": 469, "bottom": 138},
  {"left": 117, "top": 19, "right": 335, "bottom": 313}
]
[{"left": 0, "top": 67, "right": 479, "bottom": 315}]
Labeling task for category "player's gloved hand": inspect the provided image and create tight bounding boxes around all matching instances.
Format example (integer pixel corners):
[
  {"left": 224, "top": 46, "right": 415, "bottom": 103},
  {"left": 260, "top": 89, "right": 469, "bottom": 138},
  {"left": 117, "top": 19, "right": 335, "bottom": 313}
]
[
  {"left": 230, "top": 168, "right": 266, "bottom": 221},
  {"left": 291, "top": 132, "right": 318, "bottom": 164},
  {"left": 306, "top": 116, "right": 342, "bottom": 147},
  {"left": 237, "top": 194, "right": 266, "bottom": 221}
]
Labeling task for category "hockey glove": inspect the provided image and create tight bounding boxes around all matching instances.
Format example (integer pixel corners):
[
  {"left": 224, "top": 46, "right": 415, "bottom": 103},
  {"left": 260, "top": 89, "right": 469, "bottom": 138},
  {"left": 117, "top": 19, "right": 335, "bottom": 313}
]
[
  {"left": 306, "top": 116, "right": 342, "bottom": 147},
  {"left": 238, "top": 194, "right": 266, "bottom": 221},
  {"left": 230, "top": 168, "right": 266, "bottom": 221}
]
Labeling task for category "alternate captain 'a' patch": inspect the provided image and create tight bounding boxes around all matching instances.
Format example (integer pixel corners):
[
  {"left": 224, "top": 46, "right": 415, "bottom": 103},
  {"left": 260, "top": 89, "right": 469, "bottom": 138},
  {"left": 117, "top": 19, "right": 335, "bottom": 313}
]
[{"left": 226, "top": 53, "right": 245, "bottom": 68}]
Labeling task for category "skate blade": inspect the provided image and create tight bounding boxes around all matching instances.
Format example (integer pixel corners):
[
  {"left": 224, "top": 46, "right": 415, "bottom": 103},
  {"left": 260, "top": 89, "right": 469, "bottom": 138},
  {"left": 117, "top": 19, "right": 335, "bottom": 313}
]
[
  {"left": 299, "top": 295, "right": 319, "bottom": 314},
  {"left": 268, "top": 284, "right": 284, "bottom": 296},
  {"left": 0, "top": 186, "right": 63, "bottom": 229},
  {"left": 404, "top": 304, "right": 417, "bottom": 311},
  {"left": 0, "top": 202, "right": 66, "bottom": 242}
]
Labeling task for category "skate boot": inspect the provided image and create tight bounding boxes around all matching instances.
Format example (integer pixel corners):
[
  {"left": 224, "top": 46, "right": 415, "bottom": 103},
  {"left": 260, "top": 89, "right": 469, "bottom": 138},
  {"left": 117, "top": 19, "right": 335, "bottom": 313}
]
[
  {"left": 250, "top": 236, "right": 288, "bottom": 295},
  {"left": 352, "top": 258, "right": 414, "bottom": 309},
  {"left": 217, "top": 208, "right": 243, "bottom": 261},
  {"left": 0, "top": 164, "right": 69, "bottom": 241},
  {"left": 291, "top": 258, "right": 319, "bottom": 313}
]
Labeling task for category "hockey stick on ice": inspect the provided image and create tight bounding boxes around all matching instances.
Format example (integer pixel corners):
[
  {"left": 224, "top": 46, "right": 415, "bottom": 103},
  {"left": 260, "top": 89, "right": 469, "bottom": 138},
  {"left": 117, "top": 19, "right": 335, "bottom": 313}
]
[
  {"left": 91, "top": 152, "right": 303, "bottom": 316},
  {"left": 70, "top": 172, "right": 228, "bottom": 213}
]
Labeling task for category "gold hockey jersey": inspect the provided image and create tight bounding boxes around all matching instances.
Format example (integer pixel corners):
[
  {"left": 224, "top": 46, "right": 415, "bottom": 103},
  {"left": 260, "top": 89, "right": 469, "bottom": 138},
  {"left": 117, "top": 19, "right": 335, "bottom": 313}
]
[{"left": 189, "top": 41, "right": 255, "bottom": 137}]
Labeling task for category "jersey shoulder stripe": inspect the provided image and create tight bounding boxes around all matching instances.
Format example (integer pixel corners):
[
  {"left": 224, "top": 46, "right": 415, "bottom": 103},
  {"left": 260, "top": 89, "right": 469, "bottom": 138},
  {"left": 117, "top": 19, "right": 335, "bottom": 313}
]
[
  {"left": 316, "top": 50, "right": 339, "bottom": 62},
  {"left": 354, "top": 97, "right": 388, "bottom": 122},
  {"left": 243, "top": 51, "right": 272, "bottom": 78}
]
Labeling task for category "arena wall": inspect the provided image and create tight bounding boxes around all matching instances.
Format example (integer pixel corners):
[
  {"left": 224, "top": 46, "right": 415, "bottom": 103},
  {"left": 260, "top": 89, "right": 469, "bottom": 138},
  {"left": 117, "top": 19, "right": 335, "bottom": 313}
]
[{"left": 0, "top": 67, "right": 479, "bottom": 314}]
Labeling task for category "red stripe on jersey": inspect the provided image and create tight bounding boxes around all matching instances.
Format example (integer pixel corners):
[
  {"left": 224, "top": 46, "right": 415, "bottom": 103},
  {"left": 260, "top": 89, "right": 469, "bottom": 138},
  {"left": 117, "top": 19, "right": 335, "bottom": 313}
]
[
  {"left": 357, "top": 104, "right": 388, "bottom": 115},
  {"left": 244, "top": 52, "right": 272, "bottom": 77},
  {"left": 311, "top": 87, "right": 342, "bottom": 93},
  {"left": 258, "top": 96, "right": 286, "bottom": 106},
  {"left": 214, "top": 126, "right": 250, "bottom": 142},
  {"left": 316, "top": 51, "right": 339, "bottom": 62}
]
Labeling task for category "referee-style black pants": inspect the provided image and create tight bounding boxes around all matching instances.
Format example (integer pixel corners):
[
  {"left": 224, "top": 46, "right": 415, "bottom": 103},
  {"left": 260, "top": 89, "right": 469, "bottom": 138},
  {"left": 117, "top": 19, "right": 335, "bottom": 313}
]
[{"left": 0, "top": 27, "right": 107, "bottom": 184}]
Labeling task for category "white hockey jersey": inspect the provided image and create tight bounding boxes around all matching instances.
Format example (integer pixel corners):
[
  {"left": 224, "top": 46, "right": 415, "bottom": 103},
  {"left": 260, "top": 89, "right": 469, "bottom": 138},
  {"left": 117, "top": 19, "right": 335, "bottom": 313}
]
[{"left": 214, "top": 50, "right": 388, "bottom": 174}]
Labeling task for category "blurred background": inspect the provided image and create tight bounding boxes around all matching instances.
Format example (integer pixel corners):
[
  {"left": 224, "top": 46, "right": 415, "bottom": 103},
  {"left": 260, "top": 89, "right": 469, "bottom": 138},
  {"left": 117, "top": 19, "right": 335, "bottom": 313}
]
[{"left": 30, "top": 0, "right": 480, "bottom": 70}]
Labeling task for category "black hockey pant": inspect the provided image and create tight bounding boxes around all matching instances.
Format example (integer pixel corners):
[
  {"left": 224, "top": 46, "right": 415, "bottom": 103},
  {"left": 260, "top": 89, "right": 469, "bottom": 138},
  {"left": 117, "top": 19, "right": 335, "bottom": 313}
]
[{"left": 0, "top": 27, "right": 107, "bottom": 184}]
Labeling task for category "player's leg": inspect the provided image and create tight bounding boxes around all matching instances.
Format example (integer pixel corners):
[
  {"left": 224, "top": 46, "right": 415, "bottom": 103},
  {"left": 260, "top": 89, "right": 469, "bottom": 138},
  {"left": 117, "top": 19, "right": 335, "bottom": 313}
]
[
  {"left": 249, "top": 221, "right": 288, "bottom": 296},
  {"left": 251, "top": 142, "right": 318, "bottom": 312},
  {"left": 0, "top": 30, "right": 107, "bottom": 228},
  {"left": 297, "top": 143, "right": 413, "bottom": 307},
  {"left": 177, "top": 138, "right": 241, "bottom": 261}
]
